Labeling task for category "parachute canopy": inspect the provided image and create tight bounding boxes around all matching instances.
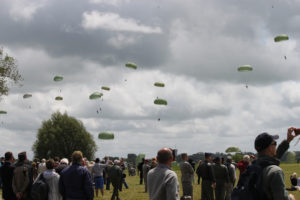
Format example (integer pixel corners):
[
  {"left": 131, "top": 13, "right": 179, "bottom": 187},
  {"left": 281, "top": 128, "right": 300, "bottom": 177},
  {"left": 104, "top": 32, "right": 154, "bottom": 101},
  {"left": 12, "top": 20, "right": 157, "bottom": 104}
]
[
  {"left": 89, "top": 92, "right": 103, "bottom": 100},
  {"left": 125, "top": 62, "right": 137, "bottom": 70},
  {"left": 98, "top": 132, "right": 114, "bottom": 140},
  {"left": 237, "top": 65, "right": 253, "bottom": 72},
  {"left": 225, "top": 146, "right": 241, "bottom": 153},
  {"left": 23, "top": 94, "right": 32, "bottom": 99},
  {"left": 154, "top": 98, "right": 167, "bottom": 105},
  {"left": 0, "top": 110, "right": 7, "bottom": 114},
  {"left": 274, "top": 34, "right": 289, "bottom": 42},
  {"left": 101, "top": 86, "right": 110, "bottom": 91},
  {"left": 154, "top": 82, "right": 165, "bottom": 87},
  {"left": 55, "top": 96, "right": 63, "bottom": 101},
  {"left": 53, "top": 76, "right": 63, "bottom": 82}
]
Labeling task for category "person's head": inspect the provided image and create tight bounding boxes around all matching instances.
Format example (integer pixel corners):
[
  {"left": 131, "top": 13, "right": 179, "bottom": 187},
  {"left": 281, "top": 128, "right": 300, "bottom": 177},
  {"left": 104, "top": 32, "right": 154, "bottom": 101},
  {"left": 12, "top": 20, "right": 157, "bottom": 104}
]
[
  {"left": 243, "top": 155, "right": 250, "bottom": 162},
  {"left": 255, "top": 132, "right": 279, "bottom": 157},
  {"left": 4, "top": 151, "right": 14, "bottom": 162},
  {"left": 41, "top": 158, "right": 46, "bottom": 163},
  {"left": 292, "top": 172, "right": 297, "bottom": 179},
  {"left": 114, "top": 159, "right": 120, "bottom": 165},
  {"left": 204, "top": 153, "right": 212, "bottom": 162},
  {"left": 18, "top": 151, "right": 27, "bottom": 162},
  {"left": 46, "top": 159, "right": 55, "bottom": 170},
  {"left": 214, "top": 156, "right": 221, "bottom": 164},
  {"left": 54, "top": 157, "right": 60, "bottom": 163},
  {"left": 60, "top": 158, "right": 69, "bottom": 165},
  {"left": 95, "top": 158, "right": 100, "bottom": 163},
  {"left": 181, "top": 153, "right": 188, "bottom": 161},
  {"left": 226, "top": 156, "right": 232, "bottom": 164},
  {"left": 156, "top": 148, "right": 173, "bottom": 166},
  {"left": 72, "top": 151, "right": 83, "bottom": 164}
]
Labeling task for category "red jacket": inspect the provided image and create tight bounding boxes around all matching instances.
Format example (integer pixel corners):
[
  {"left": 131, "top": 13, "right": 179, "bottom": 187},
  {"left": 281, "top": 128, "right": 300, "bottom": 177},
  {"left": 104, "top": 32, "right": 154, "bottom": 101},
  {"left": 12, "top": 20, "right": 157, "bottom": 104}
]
[{"left": 237, "top": 160, "right": 249, "bottom": 177}]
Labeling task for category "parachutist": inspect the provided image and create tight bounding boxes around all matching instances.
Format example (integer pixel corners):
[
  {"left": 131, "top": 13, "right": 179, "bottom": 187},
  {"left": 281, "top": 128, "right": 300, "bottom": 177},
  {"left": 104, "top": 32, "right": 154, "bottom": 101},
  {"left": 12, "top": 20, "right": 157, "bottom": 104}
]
[
  {"left": 97, "top": 110, "right": 99, "bottom": 114},
  {"left": 100, "top": 108, "right": 102, "bottom": 111},
  {"left": 245, "top": 85, "right": 248, "bottom": 89},
  {"left": 158, "top": 118, "right": 160, "bottom": 121},
  {"left": 284, "top": 56, "right": 287, "bottom": 60},
  {"left": 29, "top": 106, "right": 31, "bottom": 109}
]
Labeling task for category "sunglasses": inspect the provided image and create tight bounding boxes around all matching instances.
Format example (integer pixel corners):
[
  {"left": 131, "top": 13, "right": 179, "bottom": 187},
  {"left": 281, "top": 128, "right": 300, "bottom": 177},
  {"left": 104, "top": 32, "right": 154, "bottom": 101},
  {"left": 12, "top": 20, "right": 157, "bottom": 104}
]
[{"left": 271, "top": 141, "right": 277, "bottom": 146}]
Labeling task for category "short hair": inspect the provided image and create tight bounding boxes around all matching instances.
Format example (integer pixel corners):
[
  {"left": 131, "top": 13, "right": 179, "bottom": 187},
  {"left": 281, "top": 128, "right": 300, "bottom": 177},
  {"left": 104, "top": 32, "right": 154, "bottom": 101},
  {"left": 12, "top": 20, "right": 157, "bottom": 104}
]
[
  {"left": 243, "top": 155, "right": 250, "bottom": 161},
  {"left": 157, "top": 149, "right": 173, "bottom": 164},
  {"left": 46, "top": 159, "right": 55, "bottom": 169},
  {"left": 95, "top": 158, "right": 100, "bottom": 163},
  {"left": 4, "top": 152, "right": 13, "bottom": 161},
  {"left": 72, "top": 151, "right": 83, "bottom": 163},
  {"left": 114, "top": 160, "right": 120, "bottom": 165},
  {"left": 60, "top": 158, "right": 69, "bottom": 165},
  {"left": 18, "top": 151, "right": 26, "bottom": 162},
  {"left": 181, "top": 153, "right": 188, "bottom": 160}
]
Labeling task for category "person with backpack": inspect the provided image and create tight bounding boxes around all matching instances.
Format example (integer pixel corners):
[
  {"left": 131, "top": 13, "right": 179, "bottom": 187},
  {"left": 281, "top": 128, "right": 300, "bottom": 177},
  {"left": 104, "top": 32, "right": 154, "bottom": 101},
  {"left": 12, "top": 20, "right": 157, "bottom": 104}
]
[
  {"left": 0, "top": 152, "right": 17, "bottom": 200},
  {"left": 12, "top": 152, "right": 33, "bottom": 200},
  {"left": 232, "top": 127, "right": 297, "bottom": 200},
  {"left": 33, "top": 159, "right": 61, "bottom": 200}
]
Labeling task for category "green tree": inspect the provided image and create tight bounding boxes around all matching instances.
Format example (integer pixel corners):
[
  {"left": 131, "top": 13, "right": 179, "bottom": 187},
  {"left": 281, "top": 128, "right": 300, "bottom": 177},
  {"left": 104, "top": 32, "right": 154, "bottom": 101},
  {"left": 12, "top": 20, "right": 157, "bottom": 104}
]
[
  {"left": 0, "top": 48, "right": 22, "bottom": 97},
  {"left": 32, "top": 112, "right": 97, "bottom": 160}
]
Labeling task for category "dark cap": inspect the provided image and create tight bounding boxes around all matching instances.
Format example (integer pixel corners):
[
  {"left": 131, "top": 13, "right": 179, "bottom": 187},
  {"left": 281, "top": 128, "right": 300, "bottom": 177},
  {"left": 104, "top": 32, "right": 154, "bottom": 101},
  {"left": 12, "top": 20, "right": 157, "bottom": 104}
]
[
  {"left": 255, "top": 132, "right": 279, "bottom": 152},
  {"left": 205, "top": 152, "right": 212, "bottom": 158},
  {"left": 18, "top": 151, "right": 27, "bottom": 162},
  {"left": 215, "top": 156, "right": 220, "bottom": 161}
]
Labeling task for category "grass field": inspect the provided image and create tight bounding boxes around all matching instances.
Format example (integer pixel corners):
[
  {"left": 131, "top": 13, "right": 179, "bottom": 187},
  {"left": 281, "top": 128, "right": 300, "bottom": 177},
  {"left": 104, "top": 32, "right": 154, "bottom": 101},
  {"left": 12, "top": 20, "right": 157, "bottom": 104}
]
[{"left": 1, "top": 163, "right": 300, "bottom": 200}]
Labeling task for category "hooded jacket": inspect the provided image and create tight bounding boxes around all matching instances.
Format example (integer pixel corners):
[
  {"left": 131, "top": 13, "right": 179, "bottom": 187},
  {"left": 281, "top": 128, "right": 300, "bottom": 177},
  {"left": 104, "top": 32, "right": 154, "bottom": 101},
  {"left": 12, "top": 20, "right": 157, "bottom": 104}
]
[{"left": 36, "top": 170, "right": 61, "bottom": 200}]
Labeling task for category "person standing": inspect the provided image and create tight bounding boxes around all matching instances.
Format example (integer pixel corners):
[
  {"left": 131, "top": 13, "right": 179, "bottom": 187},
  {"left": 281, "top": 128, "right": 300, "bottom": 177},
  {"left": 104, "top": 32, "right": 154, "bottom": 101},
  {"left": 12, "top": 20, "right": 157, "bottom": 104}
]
[
  {"left": 59, "top": 151, "right": 93, "bottom": 200},
  {"left": 109, "top": 160, "right": 123, "bottom": 200},
  {"left": 196, "top": 160, "right": 202, "bottom": 185},
  {"left": 119, "top": 158, "right": 129, "bottom": 191},
  {"left": 0, "top": 152, "right": 17, "bottom": 200},
  {"left": 198, "top": 153, "right": 216, "bottom": 200},
  {"left": 147, "top": 148, "right": 180, "bottom": 200},
  {"left": 224, "top": 156, "right": 236, "bottom": 200},
  {"left": 212, "top": 157, "right": 229, "bottom": 200},
  {"left": 138, "top": 158, "right": 145, "bottom": 185},
  {"left": 12, "top": 152, "right": 32, "bottom": 200},
  {"left": 236, "top": 155, "right": 250, "bottom": 178},
  {"left": 92, "top": 158, "right": 109, "bottom": 197},
  {"left": 180, "top": 153, "right": 194, "bottom": 199},
  {"left": 143, "top": 159, "right": 151, "bottom": 193}
]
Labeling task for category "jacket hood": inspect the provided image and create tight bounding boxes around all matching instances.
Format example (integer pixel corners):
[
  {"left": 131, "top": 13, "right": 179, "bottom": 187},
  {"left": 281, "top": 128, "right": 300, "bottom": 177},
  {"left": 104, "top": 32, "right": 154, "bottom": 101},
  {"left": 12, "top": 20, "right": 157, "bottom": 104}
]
[
  {"left": 255, "top": 155, "right": 280, "bottom": 167},
  {"left": 43, "top": 170, "right": 58, "bottom": 180}
]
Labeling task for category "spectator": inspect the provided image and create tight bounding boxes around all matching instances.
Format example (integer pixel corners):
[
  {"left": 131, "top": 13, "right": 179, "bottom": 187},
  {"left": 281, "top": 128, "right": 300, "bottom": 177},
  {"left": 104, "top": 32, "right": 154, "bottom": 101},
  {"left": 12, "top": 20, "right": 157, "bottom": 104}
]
[
  {"left": 36, "top": 159, "right": 61, "bottom": 200},
  {"left": 224, "top": 156, "right": 236, "bottom": 200},
  {"left": 143, "top": 159, "right": 151, "bottom": 193},
  {"left": 180, "top": 153, "right": 194, "bottom": 199},
  {"left": 197, "top": 153, "right": 216, "bottom": 200},
  {"left": 286, "top": 172, "right": 300, "bottom": 191},
  {"left": 12, "top": 151, "right": 33, "bottom": 200},
  {"left": 55, "top": 158, "right": 69, "bottom": 175},
  {"left": 109, "top": 160, "right": 123, "bottom": 200},
  {"left": 119, "top": 158, "right": 129, "bottom": 191},
  {"left": 91, "top": 158, "right": 109, "bottom": 197},
  {"left": 32, "top": 162, "right": 38, "bottom": 181},
  {"left": 212, "top": 156, "right": 229, "bottom": 200},
  {"left": 196, "top": 160, "right": 202, "bottom": 185},
  {"left": 59, "top": 151, "right": 93, "bottom": 200},
  {"left": 236, "top": 155, "right": 250, "bottom": 178},
  {"left": 137, "top": 158, "right": 145, "bottom": 184},
  {"left": 150, "top": 157, "right": 157, "bottom": 169},
  {"left": 0, "top": 152, "right": 17, "bottom": 200},
  {"left": 38, "top": 159, "right": 47, "bottom": 175},
  {"left": 147, "top": 148, "right": 180, "bottom": 200},
  {"left": 253, "top": 128, "right": 297, "bottom": 200}
]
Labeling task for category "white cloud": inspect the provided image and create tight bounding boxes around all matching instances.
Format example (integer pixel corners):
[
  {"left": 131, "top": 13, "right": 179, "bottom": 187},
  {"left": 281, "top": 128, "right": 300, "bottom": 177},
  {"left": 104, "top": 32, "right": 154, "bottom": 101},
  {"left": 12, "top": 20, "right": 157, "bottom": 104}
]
[
  {"left": 9, "top": 0, "right": 47, "bottom": 22},
  {"left": 81, "top": 11, "right": 162, "bottom": 34},
  {"left": 107, "top": 34, "right": 137, "bottom": 49},
  {"left": 89, "top": 0, "right": 130, "bottom": 6}
]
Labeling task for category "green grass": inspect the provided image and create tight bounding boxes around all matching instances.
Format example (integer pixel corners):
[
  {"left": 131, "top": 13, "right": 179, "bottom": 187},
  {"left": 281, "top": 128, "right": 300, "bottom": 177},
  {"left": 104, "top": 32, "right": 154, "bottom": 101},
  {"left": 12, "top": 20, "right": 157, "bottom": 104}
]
[{"left": 1, "top": 164, "right": 300, "bottom": 200}]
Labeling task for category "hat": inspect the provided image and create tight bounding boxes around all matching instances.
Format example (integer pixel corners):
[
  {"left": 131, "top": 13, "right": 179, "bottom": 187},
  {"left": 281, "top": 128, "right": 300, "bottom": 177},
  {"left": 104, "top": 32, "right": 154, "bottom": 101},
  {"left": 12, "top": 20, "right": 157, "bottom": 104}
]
[
  {"left": 205, "top": 152, "right": 212, "bottom": 158},
  {"left": 255, "top": 132, "right": 279, "bottom": 152},
  {"left": 18, "top": 151, "right": 26, "bottom": 161}
]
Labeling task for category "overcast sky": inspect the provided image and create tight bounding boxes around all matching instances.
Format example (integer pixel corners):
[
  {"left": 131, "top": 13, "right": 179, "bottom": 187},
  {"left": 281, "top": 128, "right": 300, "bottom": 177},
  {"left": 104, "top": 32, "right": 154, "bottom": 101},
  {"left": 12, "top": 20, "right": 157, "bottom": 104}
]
[{"left": 1, "top": 0, "right": 300, "bottom": 159}]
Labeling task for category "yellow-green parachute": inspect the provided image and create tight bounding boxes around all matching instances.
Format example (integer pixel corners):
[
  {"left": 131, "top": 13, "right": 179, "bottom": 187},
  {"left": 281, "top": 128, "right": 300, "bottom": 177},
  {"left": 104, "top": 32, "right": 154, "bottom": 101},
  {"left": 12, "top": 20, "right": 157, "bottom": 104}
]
[
  {"left": 154, "top": 98, "right": 167, "bottom": 105},
  {"left": 125, "top": 62, "right": 137, "bottom": 70},
  {"left": 55, "top": 96, "right": 63, "bottom": 101},
  {"left": 237, "top": 65, "right": 253, "bottom": 72},
  {"left": 0, "top": 110, "right": 7, "bottom": 114},
  {"left": 274, "top": 34, "right": 289, "bottom": 42},
  {"left": 101, "top": 86, "right": 110, "bottom": 91},
  {"left": 23, "top": 94, "right": 32, "bottom": 99},
  {"left": 89, "top": 92, "right": 103, "bottom": 100},
  {"left": 154, "top": 82, "right": 165, "bottom": 87},
  {"left": 98, "top": 132, "right": 114, "bottom": 140},
  {"left": 53, "top": 76, "right": 63, "bottom": 82}
]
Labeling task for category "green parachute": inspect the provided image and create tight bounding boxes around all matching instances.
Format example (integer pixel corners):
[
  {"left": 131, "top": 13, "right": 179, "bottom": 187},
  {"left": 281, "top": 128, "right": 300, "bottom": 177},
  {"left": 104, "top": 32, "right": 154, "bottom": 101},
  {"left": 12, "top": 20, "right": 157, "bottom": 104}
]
[
  {"left": 0, "top": 110, "right": 7, "bottom": 114},
  {"left": 154, "top": 98, "right": 168, "bottom": 105},
  {"left": 125, "top": 62, "right": 137, "bottom": 70},
  {"left": 101, "top": 86, "right": 110, "bottom": 91},
  {"left": 23, "top": 94, "right": 32, "bottom": 99},
  {"left": 53, "top": 76, "right": 63, "bottom": 82},
  {"left": 154, "top": 82, "right": 165, "bottom": 87},
  {"left": 89, "top": 92, "right": 103, "bottom": 100},
  {"left": 225, "top": 146, "right": 241, "bottom": 153},
  {"left": 274, "top": 34, "right": 289, "bottom": 42},
  {"left": 98, "top": 132, "right": 114, "bottom": 140},
  {"left": 55, "top": 96, "right": 63, "bottom": 101},
  {"left": 237, "top": 65, "right": 253, "bottom": 72}
]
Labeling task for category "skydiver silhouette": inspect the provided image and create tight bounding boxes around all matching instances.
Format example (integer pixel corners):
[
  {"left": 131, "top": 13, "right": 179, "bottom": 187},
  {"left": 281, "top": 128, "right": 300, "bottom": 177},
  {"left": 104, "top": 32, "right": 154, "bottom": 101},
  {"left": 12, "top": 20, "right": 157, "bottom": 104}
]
[
  {"left": 97, "top": 110, "right": 99, "bottom": 114},
  {"left": 246, "top": 84, "right": 248, "bottom": 89},
  {"left": 158, "top": 118, "right": 160, "bottom": 121},
  {"left": 284, "top": 56, "right": 287, "bottom": 60}
]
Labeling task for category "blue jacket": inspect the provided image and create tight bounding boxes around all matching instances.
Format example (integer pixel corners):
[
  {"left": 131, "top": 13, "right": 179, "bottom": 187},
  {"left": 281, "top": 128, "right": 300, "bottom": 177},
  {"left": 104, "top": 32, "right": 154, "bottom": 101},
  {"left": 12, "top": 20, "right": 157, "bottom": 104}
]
[{"left": 59, "top": 163, "right": 93, "bottom": 200}]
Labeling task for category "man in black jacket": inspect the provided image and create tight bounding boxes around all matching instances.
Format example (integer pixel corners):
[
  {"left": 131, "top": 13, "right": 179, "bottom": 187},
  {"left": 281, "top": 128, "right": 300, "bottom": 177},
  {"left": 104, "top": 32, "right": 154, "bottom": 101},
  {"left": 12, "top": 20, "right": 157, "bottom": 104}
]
[{"left": 0, "top": 152, "right": 17, "bottom": 200}]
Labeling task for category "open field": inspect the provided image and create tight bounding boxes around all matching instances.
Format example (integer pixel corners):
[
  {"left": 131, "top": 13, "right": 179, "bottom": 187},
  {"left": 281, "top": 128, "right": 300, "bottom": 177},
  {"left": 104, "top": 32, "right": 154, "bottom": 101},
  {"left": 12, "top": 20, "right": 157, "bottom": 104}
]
[{"left": 1, "top": 163, "right": 300, "bottom": 200}]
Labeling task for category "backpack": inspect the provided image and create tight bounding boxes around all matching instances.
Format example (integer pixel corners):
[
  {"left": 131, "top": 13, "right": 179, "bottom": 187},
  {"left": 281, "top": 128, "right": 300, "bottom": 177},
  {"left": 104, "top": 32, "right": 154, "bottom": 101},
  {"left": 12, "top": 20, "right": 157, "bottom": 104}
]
[
  {"left": 30, "top": 173, "right": 49, "bottom": 200},
  {"left": 231, "top": 161, "right": 270, "bottom": 200}
]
